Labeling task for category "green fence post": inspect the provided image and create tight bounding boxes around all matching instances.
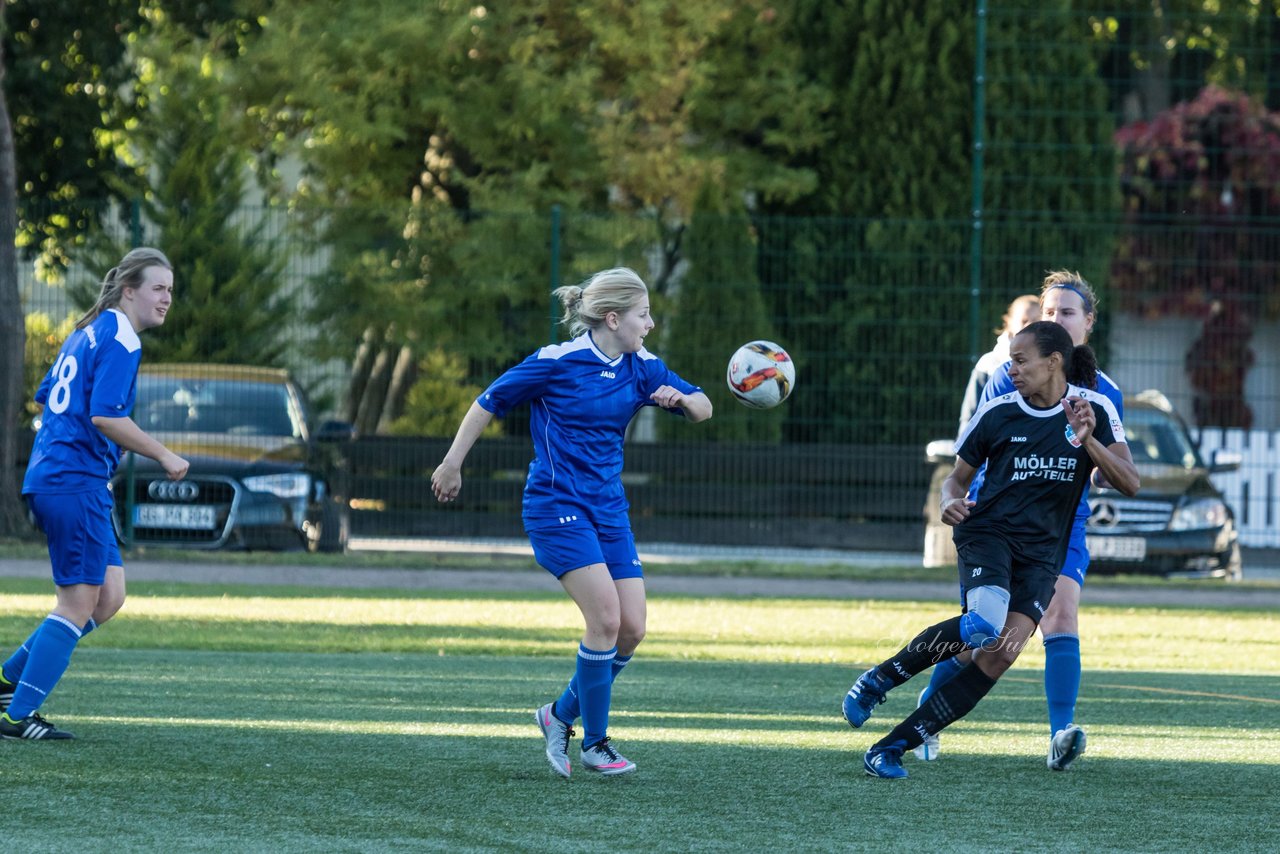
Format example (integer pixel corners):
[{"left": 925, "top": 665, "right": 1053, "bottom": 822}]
[
  {"left": 130, "top": 197, "right": 142, "bottom": 248},
  {"left": 122, "top": 452, "right": 135, "bottom": 549},
  {"left": 549, "top": 204, "right": 562, "bottom": 343},
  {"left": 968, "top": 0, "right": 988, "bottom": 364},
  {"left": 123, "top": 195, "right": 142, "bottom": 549}
]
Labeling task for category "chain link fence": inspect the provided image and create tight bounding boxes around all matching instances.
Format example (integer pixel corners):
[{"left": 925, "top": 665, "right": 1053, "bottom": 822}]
[{"left": 15, "top": 1, "right": 1280, "bottom": 553}]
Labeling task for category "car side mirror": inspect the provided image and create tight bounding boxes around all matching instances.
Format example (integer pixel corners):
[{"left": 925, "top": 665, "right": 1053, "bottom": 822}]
[
  {"left": 315, "top": 420, "right": 358, "bottom": 442},
  {"left": 1209, "top": 448, "right": 1241, "bottom": 474}
]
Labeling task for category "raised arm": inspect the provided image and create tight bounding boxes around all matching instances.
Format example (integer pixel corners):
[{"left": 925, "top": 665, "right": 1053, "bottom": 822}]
[
  {"left": 650, "top": 386, "right": 713, "bottom": 423},
  {"left": 1062, "top": 398, "right": 1140, "bottom": 497}
]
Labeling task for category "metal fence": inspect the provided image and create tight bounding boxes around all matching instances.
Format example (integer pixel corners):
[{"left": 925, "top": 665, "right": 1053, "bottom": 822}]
[{"left": 15, "top": 1, "right": 1280, "bottom": 551}]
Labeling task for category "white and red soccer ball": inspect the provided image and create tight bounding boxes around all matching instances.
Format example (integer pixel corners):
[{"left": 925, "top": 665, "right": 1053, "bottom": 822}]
[{"left": 726, "top": 340, "right": 796, "bottom": 410}]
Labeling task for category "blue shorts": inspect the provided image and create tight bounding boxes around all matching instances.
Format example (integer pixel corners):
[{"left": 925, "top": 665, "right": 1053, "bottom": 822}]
[
  {"left": 26, "top": 489, "right": 121, "bottom": 587},
  {"left": 526, "top": 521, "right": 643, "bottom": 580},
  {"left": 1060, "top": 516, "right": 1089, "bottom": 587}
]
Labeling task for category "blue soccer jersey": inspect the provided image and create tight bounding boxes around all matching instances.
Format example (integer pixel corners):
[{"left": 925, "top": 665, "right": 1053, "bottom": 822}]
[
  {"left": 23, "top": 309, "right": 142, "bottom": 494},
  {"left": 478, "top": 333, "right": 702, "bottom": 530},
  {"left": 965, "top": 360, "right": 1123, "bottom": 521}
]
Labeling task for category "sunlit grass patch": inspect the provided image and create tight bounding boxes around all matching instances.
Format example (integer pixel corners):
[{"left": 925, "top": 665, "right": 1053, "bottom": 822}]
[{"left": 0, "top": 579, "right": 1276, "bottom": 851}]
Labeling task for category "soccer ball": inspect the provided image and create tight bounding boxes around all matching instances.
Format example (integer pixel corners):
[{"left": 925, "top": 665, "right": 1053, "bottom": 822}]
[{"left": 726, "top": 340, "right": 796, "bottom": 409}]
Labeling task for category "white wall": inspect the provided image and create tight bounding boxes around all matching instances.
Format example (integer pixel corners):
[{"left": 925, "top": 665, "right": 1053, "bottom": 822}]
[{"left": 1109, "top": 314, "right": 1280, "bottom": 432}]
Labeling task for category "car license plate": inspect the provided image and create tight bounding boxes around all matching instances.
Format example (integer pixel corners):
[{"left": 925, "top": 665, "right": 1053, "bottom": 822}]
[
  {"left": 1086, "top": 535, "right": 1147, "bottom": 562},
  {"left": 135, "top": 504, "right": 217, "bottom": 530}
]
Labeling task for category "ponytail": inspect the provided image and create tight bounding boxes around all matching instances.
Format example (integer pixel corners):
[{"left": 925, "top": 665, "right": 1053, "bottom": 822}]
[
  {"left": 552, "top": 267, "right": 648, "bottom": 338},
  {"left": 1067, "top": 344, "right": 1098, "bottom": 390}
]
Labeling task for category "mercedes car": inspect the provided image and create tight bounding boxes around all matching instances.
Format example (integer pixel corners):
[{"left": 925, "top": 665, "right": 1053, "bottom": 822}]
[
  {"left": 111, "top": 364, "right": 354, "bottom": 552},
  {"left": 1084, "top": 390, "right": 1241, "bottom": 580},
  {"left": 922, "top": 389, "right": 1242, "bottom": 580}
]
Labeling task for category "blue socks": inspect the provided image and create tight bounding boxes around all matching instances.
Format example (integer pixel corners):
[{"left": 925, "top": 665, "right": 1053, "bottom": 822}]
[
  {"left": 5, "top": 616, "right": 83, "bottom": 721},
  {"left": 917, "top": 634, "right": 1083, "bottom": 735},
  {"left": 1043, "top": 633, "right": 1081, "bottom": 735},
  {"left": 2, "top": 618, "right": 95, "bottom": 690},
  {"left": 556, "top": 653, "right": 631, "bottom": 725},
  {"left": 2, "top": 627, "right": 41, "bottom": 688},
  {"left": 571, "top": 644, "right": 617, "bottom": 748},
  {"left": 919, "top": 653, "right": 966, "bottom": 705}
]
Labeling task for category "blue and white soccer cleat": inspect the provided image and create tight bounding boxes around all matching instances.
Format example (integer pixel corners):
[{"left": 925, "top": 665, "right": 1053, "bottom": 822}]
[
  {"left": 842, "top": 667, "right": 894, "bottom": 728},
  {"left": 864, "top": 740, "right": 909, "bottom": 779},
  {"left": 1047, "top": 723, "right": 1087, "bottom": 771}
]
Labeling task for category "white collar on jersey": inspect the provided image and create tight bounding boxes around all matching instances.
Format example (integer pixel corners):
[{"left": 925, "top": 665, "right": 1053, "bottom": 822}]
[{"left": 107, "top": 308, "right": 142, "bottom": 354}]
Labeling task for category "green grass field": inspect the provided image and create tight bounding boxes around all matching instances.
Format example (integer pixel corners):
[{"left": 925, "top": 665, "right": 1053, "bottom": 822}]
[{"left": 1, "top": 576, "right": 1276, "bottom": 852}]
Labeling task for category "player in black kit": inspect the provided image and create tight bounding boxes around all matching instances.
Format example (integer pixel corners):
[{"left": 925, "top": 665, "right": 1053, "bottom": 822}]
[{"left": 844, "top": 321, "right": 1140, "bottom": 779}]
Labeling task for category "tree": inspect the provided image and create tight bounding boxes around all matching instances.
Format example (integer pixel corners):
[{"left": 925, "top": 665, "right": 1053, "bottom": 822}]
[
  {"left": 1, "top": 2, "right": 28, "bottom": 536},
  {"left": 752, "top": 0, "right": 1115, "bottom": 444},
  {"left": 661, "top": 184, "right": 780, "bottom": 442},
  {"left": 1111, "top": 85, "right": 1280, "bottom": 428},
  {"left": 74, "top": 40, "right": 293, "bottom": 368},
  {"left": 225, "top": 0, "right": 826, "bottom": 434},
  {"left": 4, "top": 0, "right": 146, "bottom": 274}
]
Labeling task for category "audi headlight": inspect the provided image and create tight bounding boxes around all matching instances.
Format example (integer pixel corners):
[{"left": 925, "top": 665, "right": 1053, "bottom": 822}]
[
  {"left": 242, "top": 473, "right": 311, "bottom": 499},
  {"left": 1169, "top": 497, "right": 1228, "bottom": 532}
]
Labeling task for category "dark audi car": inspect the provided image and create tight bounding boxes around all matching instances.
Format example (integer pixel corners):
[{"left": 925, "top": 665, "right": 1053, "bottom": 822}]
[
  {"left": 922, "top": 389, "right": 1242, "bottom": 580},
  {"left": 112, "top": 364, "right": 354, "bottom": 552}
]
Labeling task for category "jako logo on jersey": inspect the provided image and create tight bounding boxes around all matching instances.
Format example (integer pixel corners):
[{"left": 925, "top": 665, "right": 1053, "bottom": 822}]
[
  {"left": 599, "top": 370, "right": 616, "bottom": 379},
  {"left": 1010, "top": 436, "right": 1027, "bottom": 442},
  {"left": 1064, "top": 424, "right": 1082, "bottom": 448},
  {"left": 85, "top": 326, "right": 98, "bottom": 349}
]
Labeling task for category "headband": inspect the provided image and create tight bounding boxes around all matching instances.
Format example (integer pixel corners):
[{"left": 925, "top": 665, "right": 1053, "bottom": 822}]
[{"left": 1045, "top": 283, "right": 1093, "bottom": 315}]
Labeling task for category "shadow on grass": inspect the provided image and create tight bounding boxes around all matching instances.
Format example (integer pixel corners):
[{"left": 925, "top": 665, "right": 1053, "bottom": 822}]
[{"left": 5, "top": 649, "right": 1276, "bottom": 851}]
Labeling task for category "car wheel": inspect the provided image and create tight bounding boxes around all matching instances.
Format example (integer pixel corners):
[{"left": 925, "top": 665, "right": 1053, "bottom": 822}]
[{"left": 317, "top": 501, "right": 349, "bottom": 554}]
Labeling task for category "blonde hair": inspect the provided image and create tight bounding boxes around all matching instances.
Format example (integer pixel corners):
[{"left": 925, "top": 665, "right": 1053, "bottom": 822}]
[
  {"left": 1040, "top": 270, "right": 1098, "bottom": 317},
  {"left": 997, "top": 293, "right": 1041, "bottom": 336},
  {"left": 552, "top": 267, "right": 649, "bottom": 337},
  {"left": 75, "top": 247, "right": 173, "bottom": 330}
]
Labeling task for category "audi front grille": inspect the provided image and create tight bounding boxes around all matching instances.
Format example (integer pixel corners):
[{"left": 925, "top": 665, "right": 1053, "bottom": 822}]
[{"left": 114, "top": 475, "right": 242, "bottom": 548}]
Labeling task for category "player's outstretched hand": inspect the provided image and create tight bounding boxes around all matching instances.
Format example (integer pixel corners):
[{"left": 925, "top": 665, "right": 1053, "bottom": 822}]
[
  {"left": 649, "top": 385, "right": 685, "bottom": 410},
  {"left": 1063, "top": 396, "right": 1095, "bottom": 445},
  {"left": 431, "top": 462, "right": 462, "bottom": 503}
]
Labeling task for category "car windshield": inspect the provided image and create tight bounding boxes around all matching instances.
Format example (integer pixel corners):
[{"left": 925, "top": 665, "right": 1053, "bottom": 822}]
[
  {"left": 1122, "top": 407, "right": 1200, "bottom": 469},
  {"left": 136, "top": 377, "right": 303, "bottom": 438}
]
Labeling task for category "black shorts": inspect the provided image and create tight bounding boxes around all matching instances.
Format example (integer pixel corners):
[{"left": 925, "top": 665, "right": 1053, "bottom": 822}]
[{"left": 955, "top": 537, "right": 1059, "bottom": 623}]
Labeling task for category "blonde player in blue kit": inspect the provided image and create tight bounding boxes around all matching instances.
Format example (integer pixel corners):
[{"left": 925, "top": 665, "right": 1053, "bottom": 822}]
[
  {"left": 1, "top": 248, "right": 189, "bottom": 740},
  {"left": 432, "top": 267, "right": 712, "bottom": 778}
]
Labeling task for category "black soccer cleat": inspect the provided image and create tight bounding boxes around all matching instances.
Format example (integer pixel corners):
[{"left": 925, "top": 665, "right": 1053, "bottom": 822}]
[{"left": 0, "top": 712, "right": 76, "bottom": 741}]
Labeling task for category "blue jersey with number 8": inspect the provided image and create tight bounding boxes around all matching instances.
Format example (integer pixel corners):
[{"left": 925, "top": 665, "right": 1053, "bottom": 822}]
[{"left": 23, "top": 309, "right": 143, "bottom": 494}]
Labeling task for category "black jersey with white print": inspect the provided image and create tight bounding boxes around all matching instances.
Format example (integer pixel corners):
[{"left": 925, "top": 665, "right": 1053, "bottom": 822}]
[{"left": 952, "top": 384, "right": 1126, "bottom": 567}]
